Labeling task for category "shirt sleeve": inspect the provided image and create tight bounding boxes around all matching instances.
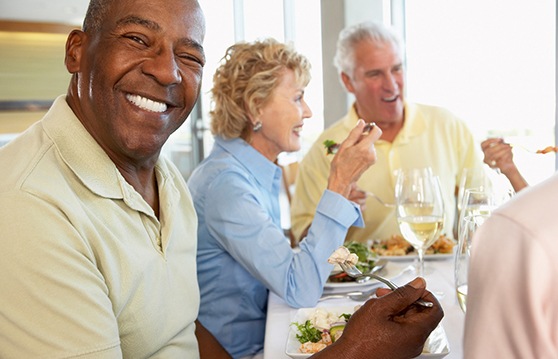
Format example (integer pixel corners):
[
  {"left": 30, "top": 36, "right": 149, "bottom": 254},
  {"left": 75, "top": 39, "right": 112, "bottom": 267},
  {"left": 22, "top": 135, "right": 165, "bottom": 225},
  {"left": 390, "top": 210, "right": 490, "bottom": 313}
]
[
  {"left": 463, "top": 213, "right": 557, "bottom": 358},
  {"left": 204, "top": 170, "right": 362, "bottom": 308}
]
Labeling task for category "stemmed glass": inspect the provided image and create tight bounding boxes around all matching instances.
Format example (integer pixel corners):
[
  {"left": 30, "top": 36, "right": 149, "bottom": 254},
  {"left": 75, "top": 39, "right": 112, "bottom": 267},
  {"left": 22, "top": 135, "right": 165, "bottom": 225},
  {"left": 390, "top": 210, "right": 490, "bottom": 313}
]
[
  {"left": 457, "top": 188, "right": 496, "bottom": 235},
  {"left": 395, "top": 167, "right": 445, "bottom": 277},
  {"left": 457, "top": 168, "right": 492, "bottom": 218},
  {"left": 454, "top": 214, "right": 489, "bottom": 312}
]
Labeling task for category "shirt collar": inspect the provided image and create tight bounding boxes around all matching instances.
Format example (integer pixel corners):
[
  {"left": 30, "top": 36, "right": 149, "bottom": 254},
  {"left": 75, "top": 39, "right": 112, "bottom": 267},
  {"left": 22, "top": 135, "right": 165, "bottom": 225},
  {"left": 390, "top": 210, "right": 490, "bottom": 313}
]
[
  {"left": 214, "top": 136, "right": 281, "bottom": 192},
  {"left": 41, "top": 96, "right": 175, "bottom": 216},
  {"left": 342, "top": 101, "right": 427, "bottom": 144}
]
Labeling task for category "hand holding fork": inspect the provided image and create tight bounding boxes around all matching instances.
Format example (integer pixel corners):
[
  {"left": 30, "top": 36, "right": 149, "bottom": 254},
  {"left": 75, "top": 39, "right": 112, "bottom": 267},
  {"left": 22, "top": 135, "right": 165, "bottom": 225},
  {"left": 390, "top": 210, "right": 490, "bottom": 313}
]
[{"left": 338, "top": 261, "right": 433, "bottom": 307}]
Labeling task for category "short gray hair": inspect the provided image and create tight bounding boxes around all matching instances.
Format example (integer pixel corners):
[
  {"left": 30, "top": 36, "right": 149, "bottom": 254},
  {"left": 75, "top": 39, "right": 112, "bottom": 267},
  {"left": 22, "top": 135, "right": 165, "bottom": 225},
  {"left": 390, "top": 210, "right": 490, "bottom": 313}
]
[{"left": 333, "top": 21, "right": 403, "bottom": 77}]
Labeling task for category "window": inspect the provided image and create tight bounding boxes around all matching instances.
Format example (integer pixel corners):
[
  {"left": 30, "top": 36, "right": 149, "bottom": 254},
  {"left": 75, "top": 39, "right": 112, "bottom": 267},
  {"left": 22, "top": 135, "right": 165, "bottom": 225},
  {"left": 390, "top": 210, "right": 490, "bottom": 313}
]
[{"left": 404, "top": 0, "right": 556, "bottom": 185}]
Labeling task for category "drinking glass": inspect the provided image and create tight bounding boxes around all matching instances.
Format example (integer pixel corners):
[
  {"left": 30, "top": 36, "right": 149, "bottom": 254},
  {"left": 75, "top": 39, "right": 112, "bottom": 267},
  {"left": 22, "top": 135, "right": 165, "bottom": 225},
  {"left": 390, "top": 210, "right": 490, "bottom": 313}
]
[
  {"left": 458, "top": 188, "right": 496, "bottom": 234},
  {"left": 457, "top": 168, "right": 492, "bottom": 215},
  {"left": 454, "top": 214, "right": 489, "bottom": 313},
  {"left": 395, "top": 168, "right": 445, "bottom": 277}
]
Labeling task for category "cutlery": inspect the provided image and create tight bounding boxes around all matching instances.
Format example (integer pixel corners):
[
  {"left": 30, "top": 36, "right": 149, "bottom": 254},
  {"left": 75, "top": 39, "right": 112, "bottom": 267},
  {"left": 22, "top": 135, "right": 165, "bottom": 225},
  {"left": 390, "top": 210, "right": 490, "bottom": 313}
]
[
  {"left": 366, "top": 192, "right": 395, "bottom": 208},
  {"left": 320, "top": 259, "right": 387, "bottom": 301},
  {"left": 319, "top": 289, "right": 377, "bottom": 302},
  {"left": 339, "top": 261, "right": 433, "bottom": 307},
  {"left": 354, "top": 258, "right": 388, "bottom": 283},
  {"left": 500, "top": 142, "right": 558, "bottom": 154}
]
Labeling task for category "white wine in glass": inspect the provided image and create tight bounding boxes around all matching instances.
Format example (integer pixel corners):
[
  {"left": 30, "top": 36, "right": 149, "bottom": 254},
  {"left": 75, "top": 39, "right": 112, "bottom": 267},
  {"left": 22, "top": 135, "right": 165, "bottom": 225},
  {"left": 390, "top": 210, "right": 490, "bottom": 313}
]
[
  {"left": 398, "top": 214, "right": 444, "bottom": 250},
  {"left": 395, "top": 168, "right": 445, "bottom": 277}
]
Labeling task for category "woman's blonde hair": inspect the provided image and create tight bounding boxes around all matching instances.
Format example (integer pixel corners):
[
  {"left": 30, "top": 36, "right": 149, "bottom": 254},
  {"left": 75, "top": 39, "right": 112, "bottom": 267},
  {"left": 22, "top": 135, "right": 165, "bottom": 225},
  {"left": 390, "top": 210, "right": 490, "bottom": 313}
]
[{"left": 210, "top": 38, "right": 311, "bottom": 140}]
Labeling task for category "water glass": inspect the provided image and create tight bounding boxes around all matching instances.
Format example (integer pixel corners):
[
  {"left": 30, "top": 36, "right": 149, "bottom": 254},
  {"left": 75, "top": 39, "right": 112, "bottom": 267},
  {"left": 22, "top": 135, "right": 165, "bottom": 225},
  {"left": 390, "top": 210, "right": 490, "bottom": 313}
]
[{"left": 454, "top": 214, "right": 488, "bottom": 313}]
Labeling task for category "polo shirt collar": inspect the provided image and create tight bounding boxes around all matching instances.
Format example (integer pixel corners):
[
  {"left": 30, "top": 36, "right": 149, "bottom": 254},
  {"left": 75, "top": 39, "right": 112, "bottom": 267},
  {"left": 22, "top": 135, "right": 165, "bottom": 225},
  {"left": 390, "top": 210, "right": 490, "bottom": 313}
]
[
  {"left": 41, "top": 96, "right": 172, "bottom": 216},
  {"left": 342, "top": 102, "right": 427, "bottom": 145}
]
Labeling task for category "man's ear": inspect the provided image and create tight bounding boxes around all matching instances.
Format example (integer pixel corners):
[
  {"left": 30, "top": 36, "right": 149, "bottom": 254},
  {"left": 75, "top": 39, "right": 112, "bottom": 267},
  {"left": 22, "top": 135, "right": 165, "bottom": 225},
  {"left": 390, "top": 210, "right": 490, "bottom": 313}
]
[
  {"left": 340, "top": 72, "right": 355, "bottom": 93},
  {"left": 65, "top": 29, "right": 86, "bottom": 73}
]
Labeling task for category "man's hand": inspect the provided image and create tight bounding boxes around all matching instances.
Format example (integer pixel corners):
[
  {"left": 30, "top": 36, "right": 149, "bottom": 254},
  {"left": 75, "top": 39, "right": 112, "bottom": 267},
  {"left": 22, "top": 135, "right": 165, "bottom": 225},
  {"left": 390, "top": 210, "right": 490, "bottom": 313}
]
[{"left": 311, "top": 277, "right": 443, "bottom": 359}]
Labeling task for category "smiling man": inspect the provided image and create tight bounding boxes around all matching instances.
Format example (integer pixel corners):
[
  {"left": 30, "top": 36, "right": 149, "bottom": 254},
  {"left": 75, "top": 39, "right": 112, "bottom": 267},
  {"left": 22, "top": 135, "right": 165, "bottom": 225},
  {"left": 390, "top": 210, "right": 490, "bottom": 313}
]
[
  {"left": 291, "top": 21, "right": 484, "bottom": 244},
  {"left": 0, "top": 0, "right": 230, "bottom": 357}
]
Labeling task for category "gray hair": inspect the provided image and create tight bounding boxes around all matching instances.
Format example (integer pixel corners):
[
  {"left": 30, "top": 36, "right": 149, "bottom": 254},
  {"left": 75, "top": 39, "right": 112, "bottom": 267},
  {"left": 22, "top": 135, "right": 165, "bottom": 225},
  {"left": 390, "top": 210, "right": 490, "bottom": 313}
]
[{"left": 333, "top": 21, "right": 403, "bottom": 77}]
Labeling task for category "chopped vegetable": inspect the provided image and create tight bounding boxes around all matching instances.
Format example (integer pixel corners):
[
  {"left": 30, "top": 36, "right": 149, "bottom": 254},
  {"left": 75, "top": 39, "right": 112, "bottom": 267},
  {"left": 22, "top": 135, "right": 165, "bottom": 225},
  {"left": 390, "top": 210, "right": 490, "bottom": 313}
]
[
  {"left": 292, "top": 320, "right": 323, "bottom": 343},
  {"left": 345, "top": 242, "right": 370, "bottom": 263},
  {"left": 323, "top": 139, "right": 340, "bottom": 155},
  {"left": 323, "top": 122, "right": 375, "bottom": 156}
]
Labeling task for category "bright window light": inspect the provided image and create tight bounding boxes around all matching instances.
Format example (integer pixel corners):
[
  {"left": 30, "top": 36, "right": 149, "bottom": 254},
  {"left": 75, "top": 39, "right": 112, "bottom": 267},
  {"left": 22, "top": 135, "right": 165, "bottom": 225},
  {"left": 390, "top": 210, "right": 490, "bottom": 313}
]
[{"left": 404, "top": 0, "right": 556, "bottom": 185}]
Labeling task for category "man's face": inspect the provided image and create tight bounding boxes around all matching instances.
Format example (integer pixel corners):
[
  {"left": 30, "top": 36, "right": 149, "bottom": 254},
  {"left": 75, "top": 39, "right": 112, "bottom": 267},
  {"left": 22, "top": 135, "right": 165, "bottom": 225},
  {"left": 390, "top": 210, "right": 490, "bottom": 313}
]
[
  {"left": 66, "top": 0, "right": 205, "bottom": 163},
  {"left": 342, "top": 39, "right": 404, "bottom": 125}
]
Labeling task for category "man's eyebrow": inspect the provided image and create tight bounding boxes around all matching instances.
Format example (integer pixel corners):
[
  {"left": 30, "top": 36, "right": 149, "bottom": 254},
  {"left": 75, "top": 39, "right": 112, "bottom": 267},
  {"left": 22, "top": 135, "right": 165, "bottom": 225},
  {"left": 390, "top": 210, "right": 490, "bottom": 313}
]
[
  {"left": 179, "top": 38, "right": 205, "bottom": 57},
  {"left": 116, "top": 15, "right": 161, "bottom": 31}
]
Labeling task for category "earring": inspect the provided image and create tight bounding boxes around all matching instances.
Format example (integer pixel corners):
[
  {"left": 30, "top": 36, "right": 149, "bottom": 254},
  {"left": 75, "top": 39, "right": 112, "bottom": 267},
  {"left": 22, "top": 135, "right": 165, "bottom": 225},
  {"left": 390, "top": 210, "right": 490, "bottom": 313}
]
[{"left": 253, "top": 121, "right": 262, "bottom": 132}]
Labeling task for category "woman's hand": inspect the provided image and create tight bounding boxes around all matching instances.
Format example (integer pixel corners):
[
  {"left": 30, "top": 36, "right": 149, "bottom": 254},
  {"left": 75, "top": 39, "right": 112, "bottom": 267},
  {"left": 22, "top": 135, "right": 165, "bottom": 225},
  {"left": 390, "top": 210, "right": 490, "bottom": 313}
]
[
  {"left": 481, "top": 138, "right": 528, "bottom": 192},
  {"left": 327, "top": 120, "right": 382, "bottom": 198}
]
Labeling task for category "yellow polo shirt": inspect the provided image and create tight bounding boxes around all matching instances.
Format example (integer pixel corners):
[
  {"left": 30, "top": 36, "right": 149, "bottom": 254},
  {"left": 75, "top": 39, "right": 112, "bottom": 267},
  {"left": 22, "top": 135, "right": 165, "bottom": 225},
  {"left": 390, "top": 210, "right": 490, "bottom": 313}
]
[
  {"left": 291, "top": 102, "right": 484, "bottom": 243},
  {"left": 0, "top": 96, "right": 200, "bottom": 358}
]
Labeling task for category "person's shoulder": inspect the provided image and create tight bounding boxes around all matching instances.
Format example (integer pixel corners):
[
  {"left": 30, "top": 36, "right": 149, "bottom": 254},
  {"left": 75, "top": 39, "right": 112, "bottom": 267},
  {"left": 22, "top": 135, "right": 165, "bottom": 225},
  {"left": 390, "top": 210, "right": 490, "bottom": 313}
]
[
  {"left": 0, "top": 122, "right": 51, "bottom": 191},
  {"left": 410, "top": 102, "right": 459, "bottom": 120},
  {"left": 495, "top": 173, "right": 558, "bottom": 230},
  {"left": 189, "top": 151, "right": 248, "bottom": 188}
]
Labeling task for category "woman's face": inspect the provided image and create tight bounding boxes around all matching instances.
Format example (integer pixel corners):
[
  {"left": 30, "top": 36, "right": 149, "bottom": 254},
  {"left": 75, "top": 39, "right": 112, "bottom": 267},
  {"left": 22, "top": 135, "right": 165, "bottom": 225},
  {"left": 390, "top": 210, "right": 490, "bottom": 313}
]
[{"left": 250, "top": 69, "right": 312, "bottom": 161}]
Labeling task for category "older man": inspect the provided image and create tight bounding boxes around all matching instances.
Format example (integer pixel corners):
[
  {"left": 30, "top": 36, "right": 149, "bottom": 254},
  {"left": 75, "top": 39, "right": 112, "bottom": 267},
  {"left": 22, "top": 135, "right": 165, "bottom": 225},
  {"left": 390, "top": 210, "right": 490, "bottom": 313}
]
[{"left": 291, "top": 21, "right": 484, "bottom": 244}]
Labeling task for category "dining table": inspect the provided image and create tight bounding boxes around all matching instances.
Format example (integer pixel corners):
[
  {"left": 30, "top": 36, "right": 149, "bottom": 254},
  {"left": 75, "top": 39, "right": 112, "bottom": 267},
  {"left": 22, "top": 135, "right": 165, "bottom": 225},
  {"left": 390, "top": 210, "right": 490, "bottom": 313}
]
[{"left": 262, "top": 256, "right": 465, "bottom": 358}]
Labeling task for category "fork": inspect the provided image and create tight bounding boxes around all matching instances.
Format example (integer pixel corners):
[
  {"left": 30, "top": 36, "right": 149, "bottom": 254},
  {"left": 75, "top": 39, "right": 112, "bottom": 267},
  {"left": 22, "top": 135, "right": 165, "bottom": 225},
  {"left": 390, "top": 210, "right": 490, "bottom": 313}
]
[
  {"left": 366, "top": 192, "right": 396, "bottom": 208},
  {"left": 339, "top": 262, "right": 433, "bottom": 307}
]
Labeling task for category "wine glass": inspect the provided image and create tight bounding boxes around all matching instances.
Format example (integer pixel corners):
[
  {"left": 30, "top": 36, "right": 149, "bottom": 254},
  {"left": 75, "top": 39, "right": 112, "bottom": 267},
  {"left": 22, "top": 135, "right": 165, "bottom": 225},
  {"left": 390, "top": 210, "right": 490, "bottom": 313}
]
[
  {"left": 454, "top": 214, "right": 489, "bottom": 312},
  {"left": 395, "top": 168, "right": 445, "bottom": 277},
  {"left": 457, "top": 188, "right": 497, "bottom": 236},
  {"left": 457, "top": 168, "right": 492, "bottom": 216}
]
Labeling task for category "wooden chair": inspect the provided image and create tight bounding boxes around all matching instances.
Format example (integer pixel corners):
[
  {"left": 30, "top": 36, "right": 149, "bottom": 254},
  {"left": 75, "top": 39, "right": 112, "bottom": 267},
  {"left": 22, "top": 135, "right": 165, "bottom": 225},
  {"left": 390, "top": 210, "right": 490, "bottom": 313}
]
[{"left": 280, "top": 161, "right": 299, "bottom": 247}]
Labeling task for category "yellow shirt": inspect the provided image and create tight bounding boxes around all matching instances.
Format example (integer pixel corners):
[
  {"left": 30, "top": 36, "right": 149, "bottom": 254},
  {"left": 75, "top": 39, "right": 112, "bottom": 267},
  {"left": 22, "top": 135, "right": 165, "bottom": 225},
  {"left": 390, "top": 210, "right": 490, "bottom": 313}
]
[
  {"left": 0, "top": 96, "right": 200, "bottom": 358},
  {"left": 291, "top": 102, "right": 484, "bottom": 243}
]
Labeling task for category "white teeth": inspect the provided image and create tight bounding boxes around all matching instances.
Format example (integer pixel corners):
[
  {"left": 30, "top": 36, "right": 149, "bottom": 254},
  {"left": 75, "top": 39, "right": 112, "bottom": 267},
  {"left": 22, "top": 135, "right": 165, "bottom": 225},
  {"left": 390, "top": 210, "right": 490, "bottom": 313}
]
[
  {"left": 126, "top": 94, "right": 167, "bottom": 113},
  {"left": 382, "top": 94, "right": 399, "bottom": 102},
  {"left": 293, "top": 126, "right": 303, "bottom": 133}
]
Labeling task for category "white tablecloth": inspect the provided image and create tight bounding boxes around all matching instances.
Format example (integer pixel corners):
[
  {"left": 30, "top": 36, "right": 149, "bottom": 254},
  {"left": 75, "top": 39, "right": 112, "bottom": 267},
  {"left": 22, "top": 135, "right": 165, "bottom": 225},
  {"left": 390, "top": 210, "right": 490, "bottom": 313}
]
[{"left": 263, "top": 258, "right": 465, "bottom": 358}]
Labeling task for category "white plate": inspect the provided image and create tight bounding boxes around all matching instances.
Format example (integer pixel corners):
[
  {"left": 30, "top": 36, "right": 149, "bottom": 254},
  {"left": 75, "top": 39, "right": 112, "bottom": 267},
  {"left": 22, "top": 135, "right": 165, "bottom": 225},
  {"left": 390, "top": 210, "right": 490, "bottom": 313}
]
[
  {"left": 379, "top": 253, "right": 453, "bottom": 262},
  {"left": 323, "top": 261, "right": 409, "bottom": 293},
  {"left": 285, "top": 306, "right": 358, "bottom": 359},
  {"left": 286, "top": 307, "right": 450, "bottom": 359}
]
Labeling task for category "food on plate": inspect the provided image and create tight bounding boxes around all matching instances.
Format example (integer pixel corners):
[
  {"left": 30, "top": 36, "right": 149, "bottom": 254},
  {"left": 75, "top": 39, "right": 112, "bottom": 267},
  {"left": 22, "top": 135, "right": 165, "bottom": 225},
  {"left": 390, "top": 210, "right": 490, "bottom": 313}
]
[
  {"left": 536, "top": 145, "right": 558, "bottom": 154},
  {"left": 370, "top": 234, "right": 455, "bottom": 257},
  {"left": 427, "top": 234, "right": 455, "bottom": 254},
  {"left": 327, "top": 242, "right": 378, "bottom": 283},
  {"left": 327, "top": 246, "right": 358, "bottom": 266},
  {"left": 323, "top": 122, "right": 375, "bottom": 155},
  {"left": 291, "top": 307, "right": 355, "bottom": 354}
]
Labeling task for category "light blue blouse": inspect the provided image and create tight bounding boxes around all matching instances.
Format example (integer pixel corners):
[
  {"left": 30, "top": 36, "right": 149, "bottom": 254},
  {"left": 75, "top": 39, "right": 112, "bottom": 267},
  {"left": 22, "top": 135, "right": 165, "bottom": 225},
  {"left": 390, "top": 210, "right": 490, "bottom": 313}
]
[{"left": 188, "top": 136, "right": 363, "bottom": 358}]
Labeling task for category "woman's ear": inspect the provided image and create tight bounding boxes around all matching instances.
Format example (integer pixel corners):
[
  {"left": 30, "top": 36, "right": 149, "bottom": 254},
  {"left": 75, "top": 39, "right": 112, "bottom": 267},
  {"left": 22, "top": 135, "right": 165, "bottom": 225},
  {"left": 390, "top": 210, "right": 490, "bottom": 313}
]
[{"left": 64, "top": 30, "right": 86, "bottom": 73}]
